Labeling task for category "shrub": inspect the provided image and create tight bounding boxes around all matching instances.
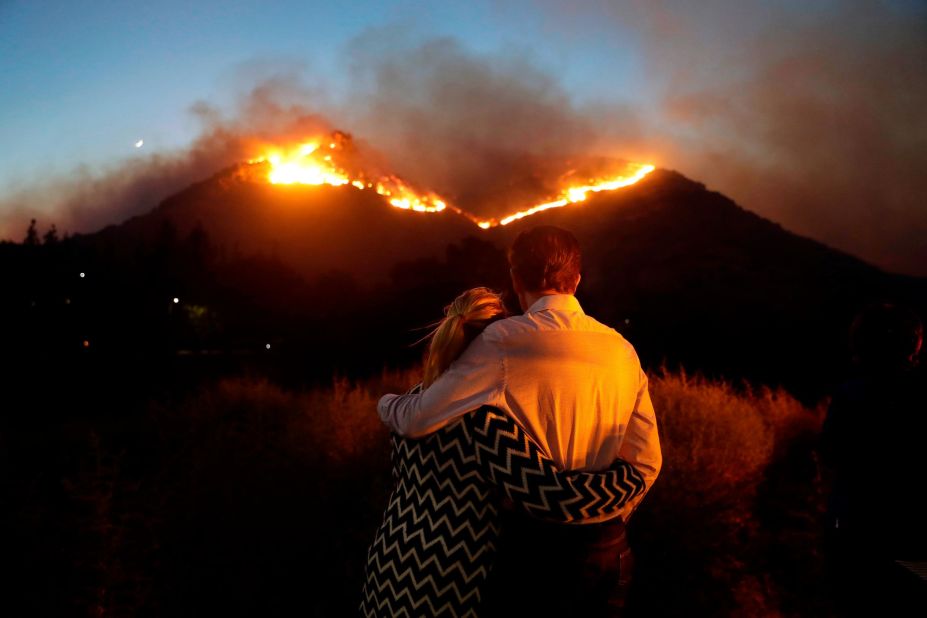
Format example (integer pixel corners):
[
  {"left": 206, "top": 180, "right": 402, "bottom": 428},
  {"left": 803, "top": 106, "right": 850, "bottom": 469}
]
[
  {"left": 629, "top": 370, "right": 826, "bottom": 617},
  {"left": 138, "top": 368, "right": 421, "bottom": 616},
  {"left": 649, "top": 371, "right": 776, "bottom": 512}
]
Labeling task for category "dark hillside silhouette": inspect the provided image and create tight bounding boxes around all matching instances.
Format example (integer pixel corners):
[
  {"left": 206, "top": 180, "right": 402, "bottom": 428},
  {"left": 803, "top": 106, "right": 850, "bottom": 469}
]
[
  {"left": 2, "top": 167, "right": 924, "bottom": 409},
  {"left": 53, "top": 165, "right": 922, "bottom": 398}
]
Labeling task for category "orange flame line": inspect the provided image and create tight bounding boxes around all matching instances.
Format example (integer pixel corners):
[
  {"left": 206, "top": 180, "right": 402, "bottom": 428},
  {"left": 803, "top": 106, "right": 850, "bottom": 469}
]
[
  {"left": 249, "top": 139, "right": 655, "bottom": 228},
  {"left": 476, "top": 164, "right": 655, "bottom": 228}
]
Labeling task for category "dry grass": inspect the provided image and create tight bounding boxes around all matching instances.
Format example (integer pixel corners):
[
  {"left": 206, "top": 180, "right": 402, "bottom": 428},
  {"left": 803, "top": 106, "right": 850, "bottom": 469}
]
[
  {"left": 631, "top": 370, "right": 827, "bottom": 617},
  {"left": 144, "top": 368, "right": 828, "bottom": 616},
  {"left": 651, "top": 371, "right": 776, "bottom": 508},
  {"left": 6, "top": 367, "right": 831, "bottom": 616},
  {"left": 127, "top": 368, "right": 422, "bottom": 615}
]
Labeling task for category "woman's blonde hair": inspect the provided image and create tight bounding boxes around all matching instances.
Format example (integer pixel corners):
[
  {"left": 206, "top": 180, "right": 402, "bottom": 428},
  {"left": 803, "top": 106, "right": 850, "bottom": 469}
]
[{"left": 422, "top": 287, "right": 507, "bottom": 388}]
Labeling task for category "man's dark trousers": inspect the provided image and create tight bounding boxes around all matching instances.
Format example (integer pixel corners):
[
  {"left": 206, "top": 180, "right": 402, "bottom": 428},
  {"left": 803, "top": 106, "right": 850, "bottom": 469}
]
[{"left": 483, "top": 510, "right": 633, "bottom": 617}]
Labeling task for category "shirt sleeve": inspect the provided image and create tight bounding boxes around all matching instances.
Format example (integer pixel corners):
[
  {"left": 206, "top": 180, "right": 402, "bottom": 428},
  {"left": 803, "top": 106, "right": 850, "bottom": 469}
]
[
  {"left": 614, "top": 369, "right": 662, "bottom": 519},
  {"left": 378, "top": 331, "right": 506, "bottom": 437},
  {"left": 468, "top": 407, "right": 647, "bottom": 523}
]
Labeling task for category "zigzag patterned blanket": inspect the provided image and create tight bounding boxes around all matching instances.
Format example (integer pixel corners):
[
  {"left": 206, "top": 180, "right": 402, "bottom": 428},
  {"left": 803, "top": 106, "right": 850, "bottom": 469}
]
[{"left": 360, "top": 406, "right": 646, "bottom": 617}]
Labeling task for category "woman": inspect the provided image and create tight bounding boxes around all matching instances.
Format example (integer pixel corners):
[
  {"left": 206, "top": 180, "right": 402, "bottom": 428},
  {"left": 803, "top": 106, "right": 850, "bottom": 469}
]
[{"left": 360, "top": 288, "right": 646, "bottom": 617}]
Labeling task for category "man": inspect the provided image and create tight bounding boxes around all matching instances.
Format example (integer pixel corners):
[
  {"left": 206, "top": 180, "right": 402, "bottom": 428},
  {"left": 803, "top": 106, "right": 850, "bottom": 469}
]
[{"left": 378, "top": 225, "right": 662, "bottom": 615}]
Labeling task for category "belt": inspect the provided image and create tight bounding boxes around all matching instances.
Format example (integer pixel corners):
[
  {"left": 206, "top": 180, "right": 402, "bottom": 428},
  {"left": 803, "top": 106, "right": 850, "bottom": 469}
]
[{"left": 499, "top": 510, "right": 628, "bottom": 551}]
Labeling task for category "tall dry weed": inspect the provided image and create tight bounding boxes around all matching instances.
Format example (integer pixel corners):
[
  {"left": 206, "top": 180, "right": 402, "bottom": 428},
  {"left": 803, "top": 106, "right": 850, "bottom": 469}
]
[
  {"left": 650, "top": 371, "right": 776, "bottom": 510},
  {"left": 630, "top": 370, "right": 825, "bottom": 617}
]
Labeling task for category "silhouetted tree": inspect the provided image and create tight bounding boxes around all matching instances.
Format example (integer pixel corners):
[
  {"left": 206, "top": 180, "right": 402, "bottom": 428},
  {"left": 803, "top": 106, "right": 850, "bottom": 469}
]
[
  {"left": 156, "top": 220, "right": 178, "bottom": 253},
  {"left": 24, "top": 219, "right": 39, "bottom": 246},
  {"left": 151, "top": 219, "right": 180, "bottom": 277},
  {"left": 186, "top": 222, "right": 212, "bottom": 270},
  {"left": 43, "top": 225, "right": 59, "bottom": 246},
  {"left": 445, "top": 236, "right": 510, "bottom": 291}
]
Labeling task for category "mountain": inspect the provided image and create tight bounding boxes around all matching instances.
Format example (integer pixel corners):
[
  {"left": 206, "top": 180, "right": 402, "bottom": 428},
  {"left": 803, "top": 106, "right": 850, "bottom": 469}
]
[
  {"left": 87, "top": 166, "right": 478, "bottom": 285},
  {"left": 10, "top": 164, "right": 925, "bottom": 400}
]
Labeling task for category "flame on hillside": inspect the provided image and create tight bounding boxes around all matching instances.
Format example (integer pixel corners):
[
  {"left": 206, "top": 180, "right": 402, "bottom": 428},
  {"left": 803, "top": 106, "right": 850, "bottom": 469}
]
[
  {"left": 475, "top": 162, "right": 656, "bottom": 228},
  {"left": 247, "top": 133, "right": 447, "bottom": 213},
  {"left": 247, "top": 132, "right": 654, "bottom": 227}
]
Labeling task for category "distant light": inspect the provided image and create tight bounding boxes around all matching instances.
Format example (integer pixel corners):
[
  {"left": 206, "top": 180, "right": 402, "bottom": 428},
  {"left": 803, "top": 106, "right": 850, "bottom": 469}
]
[
  {"left": 79, "top": 272, "right": 85, "bottom": 278},
  {"left": 173, "top": 297, "right": 179, "bottom": 304},
  {"left": 82, "top": 340, "right": 90, "bottom": 348},
  {"left": 135, "top": 139, "right": 144, "bottom": 148},
  {"left": 65, "top": 298, "right": 71, "bottom": 305},
  {"left": 265, "top": 343, "right": 271, "bottom": 350}
]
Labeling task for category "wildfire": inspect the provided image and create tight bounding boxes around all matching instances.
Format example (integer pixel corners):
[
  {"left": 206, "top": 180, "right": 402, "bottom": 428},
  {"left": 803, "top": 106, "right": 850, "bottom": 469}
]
[
  {"left": 248, "top": 133, "right": 655, "bottom": 227},
  {"left": 248, "top": 137, "right": 447, "bottom": 213},
  {"left": 476, "top": 163, "right": 656, "bottom": 228}
]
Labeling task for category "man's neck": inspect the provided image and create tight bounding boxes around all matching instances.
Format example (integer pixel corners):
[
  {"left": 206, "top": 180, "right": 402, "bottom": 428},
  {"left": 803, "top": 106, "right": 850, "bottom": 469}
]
[{"left": 521, "top": 290, "right": 567, "bottom": 313}]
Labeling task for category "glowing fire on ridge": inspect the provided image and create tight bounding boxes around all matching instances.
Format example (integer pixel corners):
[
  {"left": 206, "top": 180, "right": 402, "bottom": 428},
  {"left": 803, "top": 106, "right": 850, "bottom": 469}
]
[
  {"left": 248, "top": 139, "right": 447, "bottom": 213},
  {"left": 475, "top": 162, "right": 656, "bottom": 229},
  {"left": 248, "top": 135, "right": 655, "bottom": 227}
]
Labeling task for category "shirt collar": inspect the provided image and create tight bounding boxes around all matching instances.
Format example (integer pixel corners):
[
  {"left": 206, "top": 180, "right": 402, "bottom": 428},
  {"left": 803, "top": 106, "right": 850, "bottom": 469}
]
[{"left": 525, "top": 294, "right": 585, "bottom": 315}]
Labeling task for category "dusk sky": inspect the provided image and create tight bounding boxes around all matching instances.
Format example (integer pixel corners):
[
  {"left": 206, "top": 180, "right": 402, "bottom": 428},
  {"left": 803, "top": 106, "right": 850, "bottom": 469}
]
[{"left": 2, "top": 1, "right": 925, "bottom": 274}]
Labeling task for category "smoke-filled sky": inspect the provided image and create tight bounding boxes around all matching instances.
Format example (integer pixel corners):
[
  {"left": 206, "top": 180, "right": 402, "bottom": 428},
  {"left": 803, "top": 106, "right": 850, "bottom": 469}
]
[{"left": 1, "top": 1, "right": 925, "bottom": 274}]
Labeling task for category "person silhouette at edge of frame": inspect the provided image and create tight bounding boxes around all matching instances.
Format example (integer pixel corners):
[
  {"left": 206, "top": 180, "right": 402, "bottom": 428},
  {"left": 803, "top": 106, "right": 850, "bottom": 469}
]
[{"left": 819, "top": 302, "right": 926, "bottom": 614}]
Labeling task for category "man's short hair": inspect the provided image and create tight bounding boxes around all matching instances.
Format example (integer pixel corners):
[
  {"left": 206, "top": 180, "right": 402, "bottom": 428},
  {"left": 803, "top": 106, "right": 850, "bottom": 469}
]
[{"left": 508, "top": 226, "right": 582, "bottom": 293}]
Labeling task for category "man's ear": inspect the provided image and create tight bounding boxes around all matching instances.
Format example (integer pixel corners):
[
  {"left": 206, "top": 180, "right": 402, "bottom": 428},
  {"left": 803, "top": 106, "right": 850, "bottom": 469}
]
[
  {"left": 573, "top": 273, "right": 582, "bottom": 293},
  {"left": 509, "top": 268, "right": 522, "bottom": 294}
]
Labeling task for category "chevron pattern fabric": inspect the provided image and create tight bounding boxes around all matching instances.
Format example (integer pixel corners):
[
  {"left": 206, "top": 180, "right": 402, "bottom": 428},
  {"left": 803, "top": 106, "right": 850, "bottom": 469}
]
[{"left": 360, "top": 406, "right": 646, "bottom": 617}]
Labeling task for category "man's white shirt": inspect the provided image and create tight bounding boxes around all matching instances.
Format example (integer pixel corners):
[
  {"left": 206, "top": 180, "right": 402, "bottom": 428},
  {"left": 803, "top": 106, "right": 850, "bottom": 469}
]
[{"left": 378, "top": 294, "right": 662, "bottom": 523}]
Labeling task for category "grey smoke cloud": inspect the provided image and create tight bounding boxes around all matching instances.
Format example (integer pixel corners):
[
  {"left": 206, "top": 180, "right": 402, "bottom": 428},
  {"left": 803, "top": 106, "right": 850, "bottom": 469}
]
[
  {"left": 574, "top": 0, "right": 927, "bottom": 275},
  {"left": 1, "top": 1, "right": 924, "bottom": 276},
  {"left": 339, "top": 33, "right": 647, "bottom": 217}
]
